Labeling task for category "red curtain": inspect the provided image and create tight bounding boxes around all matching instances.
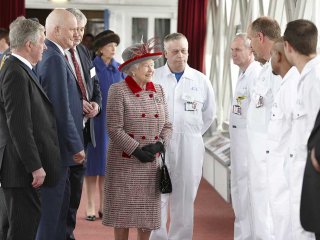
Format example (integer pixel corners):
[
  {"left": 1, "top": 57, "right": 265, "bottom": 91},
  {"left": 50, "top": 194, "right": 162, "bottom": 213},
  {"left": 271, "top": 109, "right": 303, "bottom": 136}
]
[
  {"left": 177, "top": 0, "right": 208, "bottom": 74},
  {"left": 0, "top": 0, "right": 26, "bottom": 29}
]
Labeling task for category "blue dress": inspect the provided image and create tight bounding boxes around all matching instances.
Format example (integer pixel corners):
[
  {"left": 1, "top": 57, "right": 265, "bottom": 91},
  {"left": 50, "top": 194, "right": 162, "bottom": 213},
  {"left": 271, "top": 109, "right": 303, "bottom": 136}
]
[{"left": 85, "top": 56, "right": 125, "bottom": 176}]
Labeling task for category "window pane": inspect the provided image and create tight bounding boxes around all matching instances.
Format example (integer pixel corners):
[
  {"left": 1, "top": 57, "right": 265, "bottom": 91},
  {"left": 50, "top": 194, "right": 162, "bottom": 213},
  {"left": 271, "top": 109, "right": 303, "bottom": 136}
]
[
  {"left": 132, "top": 18, "right": 148, "bottom": 44},
  {"left": 154, "top": 18, "right": 170, "bottom": 67},
  {"left": 154, "top": 18, "right": 170, "bottom": 39}
]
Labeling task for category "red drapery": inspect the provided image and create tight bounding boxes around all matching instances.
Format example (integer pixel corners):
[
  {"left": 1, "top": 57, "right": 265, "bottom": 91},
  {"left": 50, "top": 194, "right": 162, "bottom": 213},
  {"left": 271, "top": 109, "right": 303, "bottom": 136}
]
[
  {"left": 177, "top": 0, "right": 208, "bottom": 74},
  {"left": 0, "top": 0, "right": 26, "bottom": 29}
]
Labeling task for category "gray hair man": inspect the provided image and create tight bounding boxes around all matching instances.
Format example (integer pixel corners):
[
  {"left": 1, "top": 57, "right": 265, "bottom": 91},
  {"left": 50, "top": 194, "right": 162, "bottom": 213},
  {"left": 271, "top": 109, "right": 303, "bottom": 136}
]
[
  {"left": 65, "top": 8, "right": 102, "bottom": 240},
  {"left": 150, "top": 33, "right": 216, "bottom": 240},
  {"left": 229, "top": 33, "right": 262, "bottom": 240},
  {"left": 0, "top": 16, "right": 60, "bottom": 240}
]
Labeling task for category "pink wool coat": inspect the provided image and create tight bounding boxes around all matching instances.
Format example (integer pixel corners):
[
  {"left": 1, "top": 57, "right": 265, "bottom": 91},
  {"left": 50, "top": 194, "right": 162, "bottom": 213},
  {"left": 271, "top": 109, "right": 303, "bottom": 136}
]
[{"left": 102, "top": 76, "right": 172, "bottom": 230}]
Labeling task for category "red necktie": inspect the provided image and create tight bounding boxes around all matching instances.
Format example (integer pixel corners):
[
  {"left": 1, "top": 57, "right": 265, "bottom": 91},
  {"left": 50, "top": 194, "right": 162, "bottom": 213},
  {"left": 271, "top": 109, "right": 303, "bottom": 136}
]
[{"left": 68, "top": 48, "right": 88, "bottom": 101}]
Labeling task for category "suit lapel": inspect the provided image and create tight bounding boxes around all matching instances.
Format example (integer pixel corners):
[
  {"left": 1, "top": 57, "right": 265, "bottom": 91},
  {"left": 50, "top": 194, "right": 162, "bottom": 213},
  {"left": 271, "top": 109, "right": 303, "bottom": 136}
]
[
  {"left": 45, "top": 39, "right": 78, "bottom": 81},
  {"left": 11, "top": 56, "right": 51, "bottom": 103}
]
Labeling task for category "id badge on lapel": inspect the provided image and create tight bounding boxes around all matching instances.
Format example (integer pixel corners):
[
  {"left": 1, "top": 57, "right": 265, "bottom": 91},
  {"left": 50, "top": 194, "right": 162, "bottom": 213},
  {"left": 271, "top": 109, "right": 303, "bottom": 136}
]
[
  {"left": 232, "top": 105, "right": 241, "bottom": 115},
  {"left": 256, "top": 96, "right": 264, "bottom": 108},
  {"left": 185, "top": 101, "right": 197, "bottom": 111}
]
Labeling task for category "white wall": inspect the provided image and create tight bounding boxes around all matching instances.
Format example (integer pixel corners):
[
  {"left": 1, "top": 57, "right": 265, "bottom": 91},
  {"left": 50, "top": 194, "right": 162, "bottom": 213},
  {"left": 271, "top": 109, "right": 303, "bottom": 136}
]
[{"left": 26, "top": 0, "right": 177, "bottom": 62}]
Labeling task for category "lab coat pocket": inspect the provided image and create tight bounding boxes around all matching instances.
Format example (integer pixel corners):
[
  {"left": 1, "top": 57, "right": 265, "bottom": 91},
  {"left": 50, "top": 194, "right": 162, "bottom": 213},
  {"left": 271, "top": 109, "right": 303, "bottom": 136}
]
[
  {"left": 293, "top": 108, "right": 308, "bottom": 145},
  {"left": 268, "top": 106, "right": 285, "bottom": 142},
  {"left": 183, "top": 97, "right": 204, "bottom": 125},
  {"left": 247, "top": 102, "right": 266, "bottom": 130}
]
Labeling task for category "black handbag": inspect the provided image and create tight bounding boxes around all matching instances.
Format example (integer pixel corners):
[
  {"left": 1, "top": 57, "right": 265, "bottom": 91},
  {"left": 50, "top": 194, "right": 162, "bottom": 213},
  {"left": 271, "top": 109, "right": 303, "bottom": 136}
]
[{"left": 159, "top": 151, "right": 172, "bottom": 194}]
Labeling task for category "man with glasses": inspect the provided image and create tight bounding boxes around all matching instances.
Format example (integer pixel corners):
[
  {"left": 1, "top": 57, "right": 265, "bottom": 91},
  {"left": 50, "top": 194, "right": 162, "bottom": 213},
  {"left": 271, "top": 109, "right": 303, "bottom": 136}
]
[{"left": 150, "top": 32, "right": 216, "bottom": 240}]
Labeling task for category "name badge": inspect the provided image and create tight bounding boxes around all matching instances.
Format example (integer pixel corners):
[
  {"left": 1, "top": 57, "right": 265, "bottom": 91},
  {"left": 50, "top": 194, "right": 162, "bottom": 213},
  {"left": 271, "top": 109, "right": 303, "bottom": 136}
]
[
  {"left": 232, "top": 105, "right": 241, "bottom": 115},
  {"left": 90, "top": 67, "right": 96, "bottom": 78},
  {"left": 185, "top": 101, "right": 198, "bottom": 111},
  {"left": 256, "top": 96, "right": 264, "bottom": 108}
]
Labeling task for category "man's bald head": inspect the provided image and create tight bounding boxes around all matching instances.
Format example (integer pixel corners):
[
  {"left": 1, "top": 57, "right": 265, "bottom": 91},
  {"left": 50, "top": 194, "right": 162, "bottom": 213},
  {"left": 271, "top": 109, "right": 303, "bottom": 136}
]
[{"left": 45, "top": 9, "right": 77, "bottom": 49}]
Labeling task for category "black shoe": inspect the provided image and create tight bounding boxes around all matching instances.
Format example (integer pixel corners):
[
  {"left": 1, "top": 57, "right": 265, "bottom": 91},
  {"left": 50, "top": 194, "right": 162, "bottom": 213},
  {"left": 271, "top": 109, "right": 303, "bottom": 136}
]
[
  {"left": 98, "top": 211, "right": 103, "bottom": 218},
  {"left": 85, "top": 215, "right": 96, "bottom": 221}
]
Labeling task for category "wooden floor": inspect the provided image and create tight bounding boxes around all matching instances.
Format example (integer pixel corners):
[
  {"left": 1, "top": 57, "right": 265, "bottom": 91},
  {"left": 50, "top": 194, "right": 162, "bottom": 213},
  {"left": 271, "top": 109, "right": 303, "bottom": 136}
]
[{"left": 74, "top": 178, "right": 235, "bottom": 240}]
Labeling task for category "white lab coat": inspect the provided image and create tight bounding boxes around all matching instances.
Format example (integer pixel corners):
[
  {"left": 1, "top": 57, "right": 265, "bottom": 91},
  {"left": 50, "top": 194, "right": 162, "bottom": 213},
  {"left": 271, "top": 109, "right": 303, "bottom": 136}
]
[
  {"left": 229, "top": 61, "right": 262, "bottom": 240},
  {"left": 246, "top": 61, "right": 281, "bottom": 240},
  {"left": 266, "top": 67, "right": 299, "bottom": 240},
  {"left": 288, "top": 56, "right": 320, "bottom": 240},
  {"left": 149, "top": 63, "right": 216, "bottom": 240}
]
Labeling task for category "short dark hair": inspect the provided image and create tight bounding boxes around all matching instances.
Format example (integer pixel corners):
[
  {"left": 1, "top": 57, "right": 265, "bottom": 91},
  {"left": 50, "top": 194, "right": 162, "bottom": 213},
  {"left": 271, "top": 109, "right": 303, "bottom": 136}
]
[
  {"left": 283, "top": 19, "right": 317, "bottom": 55},
  {"left": 250, "top": 16, "right": 281, "bottom": 40},
  {"left": 84, "top": 33, "right": 94, "bottom": 40},
  {"left": 0, "top": 28, "right": 9, "bottom": 44}
]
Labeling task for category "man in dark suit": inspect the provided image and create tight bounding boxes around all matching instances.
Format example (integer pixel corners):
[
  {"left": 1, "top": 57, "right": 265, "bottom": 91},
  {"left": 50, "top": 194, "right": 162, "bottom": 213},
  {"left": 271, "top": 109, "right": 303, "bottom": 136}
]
[
  {"left": 34, "top": 9, "right": 85, "bottom": 240},
  {"left": 0, "top": 17, "right": 60, "bottom": 240},
  {"left": 65, "top": 8, "right": 102, "bottom": 240},
  {"left": 301, "top": 110, "right": 320, "bottom": 240}
]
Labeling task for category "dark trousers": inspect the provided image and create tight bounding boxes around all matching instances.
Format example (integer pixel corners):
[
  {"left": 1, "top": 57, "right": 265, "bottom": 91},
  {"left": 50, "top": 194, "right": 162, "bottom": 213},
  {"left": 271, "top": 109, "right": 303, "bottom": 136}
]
[
  {"left": 2, "top": 185, "right": 40, "bottom": 240},
  {"left": 0, "top": 188, "right": 9, "bottom": 240},
  {"left": 36, "top": 166, "right": 70, "bottom": 240},
  {"left": 66, "top": 164, "right": 86, "bottom": 240},
  {"left": 316, "top": 233, "right": 320, "bottom": 240}
]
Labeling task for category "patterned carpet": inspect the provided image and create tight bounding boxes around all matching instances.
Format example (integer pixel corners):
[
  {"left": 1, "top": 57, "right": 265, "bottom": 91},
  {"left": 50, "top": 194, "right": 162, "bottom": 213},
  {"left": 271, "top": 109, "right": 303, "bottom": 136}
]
[{"left": 74, "top": 178, "right": 234, "bottom": 240}]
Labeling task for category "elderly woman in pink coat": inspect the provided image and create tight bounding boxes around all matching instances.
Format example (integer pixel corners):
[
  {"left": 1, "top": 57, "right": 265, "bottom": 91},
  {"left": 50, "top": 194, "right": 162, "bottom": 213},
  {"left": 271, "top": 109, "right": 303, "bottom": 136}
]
[{"left": 102, "top": 38, "right": 172, "bottom": 240}]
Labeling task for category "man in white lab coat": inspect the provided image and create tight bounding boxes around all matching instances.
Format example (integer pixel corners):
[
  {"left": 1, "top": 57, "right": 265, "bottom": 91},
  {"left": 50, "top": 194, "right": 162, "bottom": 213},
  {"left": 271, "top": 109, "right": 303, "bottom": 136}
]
[
  {"left": 149, "top": 33, "right": 216, "bottom": 240},
  {"left": 283, "top": 19, "right": 320, "bottom": 240},
  {"left": 229, "top": 33, "right": 262, "bottom": 240},
  {"left": 246, "top": 16, "right": 281, "bottom": 240},
  {"left": 267, "top": 39, "right": 300, "bottom": 240}
]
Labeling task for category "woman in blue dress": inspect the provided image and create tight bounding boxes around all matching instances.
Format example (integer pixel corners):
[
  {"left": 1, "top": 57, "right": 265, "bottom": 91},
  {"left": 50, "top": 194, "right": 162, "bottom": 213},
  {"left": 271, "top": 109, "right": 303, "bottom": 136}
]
[{"left": 85, "top": 30, "right": 125, "bottom": 220}]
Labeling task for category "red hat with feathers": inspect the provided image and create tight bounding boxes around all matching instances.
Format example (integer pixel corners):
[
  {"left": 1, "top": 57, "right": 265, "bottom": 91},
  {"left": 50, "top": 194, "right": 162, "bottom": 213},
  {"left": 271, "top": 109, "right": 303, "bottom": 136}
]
[{"left": 119, "top": 37, "right": 163, "bottom": 72}]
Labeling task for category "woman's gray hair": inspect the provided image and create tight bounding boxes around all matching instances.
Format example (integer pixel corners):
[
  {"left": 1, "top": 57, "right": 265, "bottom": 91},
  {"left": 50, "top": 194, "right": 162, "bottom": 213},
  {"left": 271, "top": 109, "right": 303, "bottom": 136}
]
[
  {"left": 125, "top": 63, "right": 139, "bottom": 76},
  {"left": 66, "top": 8, "right": 87, "bottom": 25},
  {"left": 9, "top": 16, "right": 44, "bottom": 50}
]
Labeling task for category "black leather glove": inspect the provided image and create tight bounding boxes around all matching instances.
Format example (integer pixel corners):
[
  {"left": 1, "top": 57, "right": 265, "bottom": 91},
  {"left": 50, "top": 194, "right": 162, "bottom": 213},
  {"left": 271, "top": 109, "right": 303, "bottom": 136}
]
[
  {"left": 132, "top": 147, "right": 155, "bottom": 163},
  {"left": 142, "top": 141, "right": 164, "bottom": 155}
]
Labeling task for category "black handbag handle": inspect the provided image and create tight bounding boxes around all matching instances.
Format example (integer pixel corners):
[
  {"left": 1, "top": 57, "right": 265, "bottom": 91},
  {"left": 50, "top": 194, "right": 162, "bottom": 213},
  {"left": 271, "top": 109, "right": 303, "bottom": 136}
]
[{"left": 160, "top": 150, "right": 166, "bottom": 165}]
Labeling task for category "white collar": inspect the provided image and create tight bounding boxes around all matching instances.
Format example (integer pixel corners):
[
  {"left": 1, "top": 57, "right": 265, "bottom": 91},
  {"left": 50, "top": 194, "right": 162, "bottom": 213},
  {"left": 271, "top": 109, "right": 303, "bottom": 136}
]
[{"left": 11, "top": 53, "right": 33, "bottom": 70}]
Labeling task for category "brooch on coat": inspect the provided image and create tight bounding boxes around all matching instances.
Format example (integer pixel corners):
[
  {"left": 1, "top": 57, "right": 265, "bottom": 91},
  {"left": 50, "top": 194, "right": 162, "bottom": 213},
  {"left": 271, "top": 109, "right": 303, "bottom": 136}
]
[{"left": 155, "top": 96, "right": 163, "bottom": 103}]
